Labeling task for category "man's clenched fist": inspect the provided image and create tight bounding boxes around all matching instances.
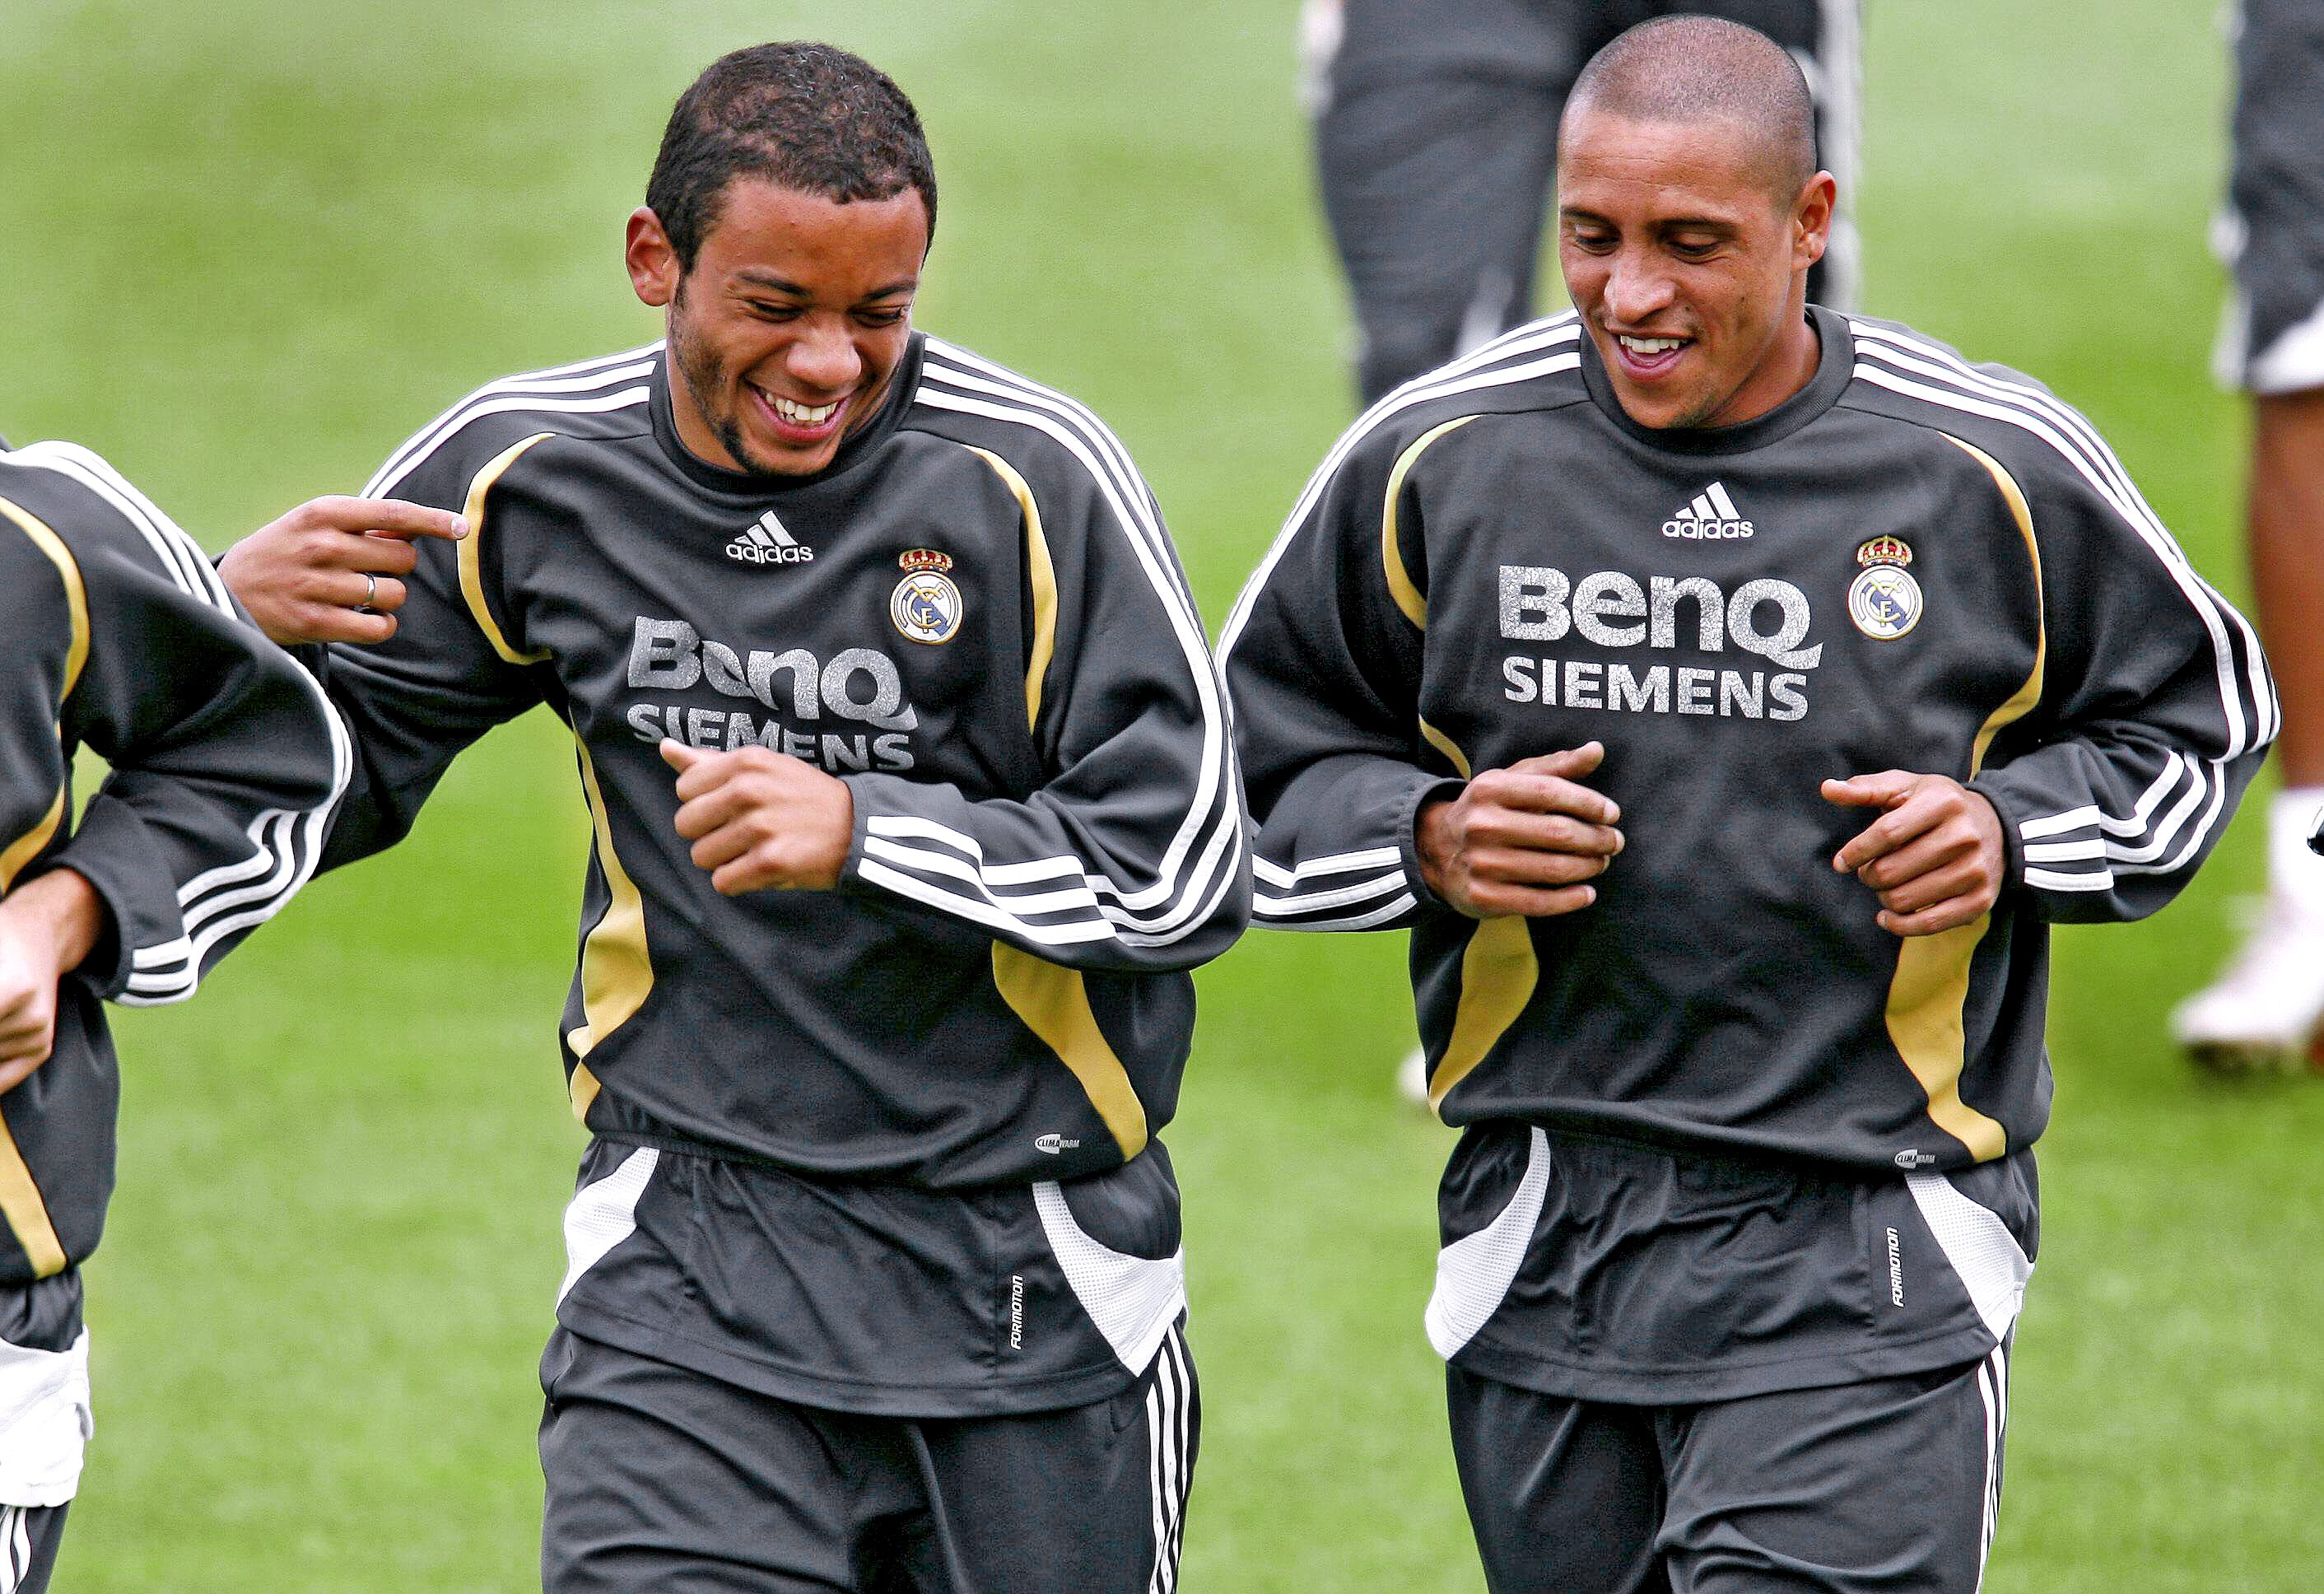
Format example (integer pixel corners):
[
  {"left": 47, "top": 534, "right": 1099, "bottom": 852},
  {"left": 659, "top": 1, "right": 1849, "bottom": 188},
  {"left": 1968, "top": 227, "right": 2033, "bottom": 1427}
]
[
  {"left": 1823, "top": 769, "right": 2006, "bottom": 937},
  {"left": 0, "top": 870, "right": 101, "bottom": 1094},
  {"left": 1417, "top": 742, "right": 1624, "bottom": 919},
  {"left": 661, "top": 740, "right": 855, "bottom": 894}
]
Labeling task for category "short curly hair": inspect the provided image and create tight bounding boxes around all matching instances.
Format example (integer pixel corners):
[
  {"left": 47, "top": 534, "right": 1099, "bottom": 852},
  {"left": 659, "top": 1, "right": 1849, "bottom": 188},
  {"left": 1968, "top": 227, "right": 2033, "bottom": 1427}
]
[{"left": 645, "top": 42, "right": 937, "bottom": 274}]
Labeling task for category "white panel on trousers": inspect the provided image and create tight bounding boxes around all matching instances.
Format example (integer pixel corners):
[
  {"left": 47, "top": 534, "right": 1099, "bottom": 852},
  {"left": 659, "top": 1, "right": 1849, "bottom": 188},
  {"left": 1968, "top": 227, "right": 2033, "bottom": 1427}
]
[
  {"left": 557, "top": 1147, "right": 660, "bottom": 1307},
  {"left": 1425, "top": 1127, "right": 1551, "bottom": 1360},
  {"left": 1906, "top": 1169, "right": 2033, "bottom": 1343},
  {"left": 0, "top": 1328, "right": 91, "bottom": 1507},
  {"left": 1032, "top": 1181, "right": 1185, "bottom": 1375}
]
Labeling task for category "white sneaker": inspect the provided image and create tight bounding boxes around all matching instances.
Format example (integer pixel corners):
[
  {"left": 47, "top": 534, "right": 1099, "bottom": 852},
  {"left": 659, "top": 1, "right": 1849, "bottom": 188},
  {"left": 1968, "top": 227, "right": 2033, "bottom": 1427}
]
[
  {"left": 1396, "top": 1045, "right": 1432, "bottom": 1107},
  {"left": 2173, "top": 896, "right": 2324, "bottom": 1074}
]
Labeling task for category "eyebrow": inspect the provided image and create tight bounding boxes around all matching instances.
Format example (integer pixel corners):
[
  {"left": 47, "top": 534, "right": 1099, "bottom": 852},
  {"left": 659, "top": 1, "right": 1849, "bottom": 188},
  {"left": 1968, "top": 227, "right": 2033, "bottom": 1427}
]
[
  {"left": 1558, "top": 206, "right": 1740, "bottom": 234},
  {"left": 731, "top": 268, "right": 920, "bottom": 302}
]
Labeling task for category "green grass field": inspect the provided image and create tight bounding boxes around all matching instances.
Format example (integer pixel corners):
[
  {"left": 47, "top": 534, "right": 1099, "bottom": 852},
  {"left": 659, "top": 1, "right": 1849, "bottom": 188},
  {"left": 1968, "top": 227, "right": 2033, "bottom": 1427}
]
[{"left": 3, "top": 2, "right": 2321, "bottom": 1588}]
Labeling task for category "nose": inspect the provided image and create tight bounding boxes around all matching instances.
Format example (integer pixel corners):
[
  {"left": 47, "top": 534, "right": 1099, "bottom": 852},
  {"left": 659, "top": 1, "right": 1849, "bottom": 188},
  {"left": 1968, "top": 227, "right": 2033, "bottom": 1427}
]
[
  {"left": 785, "top": 320, "right": 863, "bottom": 393},
  {"left": 1603, "top": 247, "right": 1676, "bottom": 326}
]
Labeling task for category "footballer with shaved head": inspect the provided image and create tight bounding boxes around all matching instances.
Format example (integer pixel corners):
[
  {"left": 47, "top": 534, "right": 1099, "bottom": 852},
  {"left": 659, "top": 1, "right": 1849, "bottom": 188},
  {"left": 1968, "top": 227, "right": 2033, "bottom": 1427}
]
[
  {"left": 1228, "top": 16, "right": 2270, "bottom": 1591},
  {"left": 221, "top": 41, "right": 1243, "bottom": 1594},
  {"left": 1302, "top": 0, "right": 1861, "bottom": 408}
]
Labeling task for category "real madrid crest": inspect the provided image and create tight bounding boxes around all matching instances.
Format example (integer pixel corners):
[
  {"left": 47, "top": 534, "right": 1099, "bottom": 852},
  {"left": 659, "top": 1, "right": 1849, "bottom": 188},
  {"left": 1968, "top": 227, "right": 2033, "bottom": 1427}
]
[
  {"left": 1848, "top": 535, "right": 1921, "bottom": 641},
  {"left": 891, "top": 548, "right": 964, "bottom": 645}
]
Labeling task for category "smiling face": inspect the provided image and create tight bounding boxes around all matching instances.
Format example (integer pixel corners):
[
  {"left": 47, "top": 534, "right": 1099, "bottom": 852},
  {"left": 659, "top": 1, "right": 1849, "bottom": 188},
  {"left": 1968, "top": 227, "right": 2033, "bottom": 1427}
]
[
  {"left": 626, "top": 178, "right": 929, "bottom": 477},
  {"left": 1556, "top": 106, "right": 1833, "bottom": 431}
]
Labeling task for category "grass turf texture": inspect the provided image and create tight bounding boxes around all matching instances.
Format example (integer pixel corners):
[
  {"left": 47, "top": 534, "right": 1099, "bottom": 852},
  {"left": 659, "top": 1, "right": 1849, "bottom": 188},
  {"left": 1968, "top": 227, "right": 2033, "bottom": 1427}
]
[{"left": 2, "top": 1, "right": 2318, "bottom": 1587}]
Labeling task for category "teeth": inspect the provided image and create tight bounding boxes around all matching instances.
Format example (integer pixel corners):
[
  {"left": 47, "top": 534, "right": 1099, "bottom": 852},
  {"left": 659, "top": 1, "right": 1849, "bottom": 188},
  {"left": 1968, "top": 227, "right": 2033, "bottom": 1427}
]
[
  {"left": 766, "top": 391, "right": 841, "bottom": 425},
  {"left": 1618, "top": 335, "right": 1684, "bottom": 355}
]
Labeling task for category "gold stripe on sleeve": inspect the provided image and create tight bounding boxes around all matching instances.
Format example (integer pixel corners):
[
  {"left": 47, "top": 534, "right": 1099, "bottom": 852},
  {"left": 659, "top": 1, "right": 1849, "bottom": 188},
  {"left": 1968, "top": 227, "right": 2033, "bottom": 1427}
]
[
  {"left": 1426, "top": 917, "right": 1539, "bottom": 1116},
  {"left": 1417, "top": 717, "right": 1472, "bottom": 779},
  {"left": 566, "top": 1062, "right": 603, "bottom": 1121},
  {"left": 1946, "top": 437, "right": 2047, "bottom": 767},
  {"left": 0, "top": 498, "right": 86, "bottom": 1274},
  {"left": 1390, "top": 420, "right": 1478, "bottom": 781},
  {"left": 0, "top": 496, "right": 89, "bottom": 893},
  {"left": 0, "top": 498, "right": 90, "bottom": 704},
  {"left": 562, "top": 741, "right": 651, "bottom": 1121},
  {"left": 962, "top": 450, "right": 1143, "bottom": 1160},
  {"left": 1883, "top": 436, "right": 2047, "bottom": 1163},
  {"left": 0, "top": 790, "right": 67, "bottom": 901},
  {"left": 964, "top": 446, "right": 1055, "bottom": 732},
  {"left": 458, "top": 434, "right": 554, "bottom": 667},
  {"left": 992, "top": 944, "right": 1150, "bottom": 1161},
  {"left": 1381, "top": 416, "right": 1479, "bottom": 630},
  {"left": 0, "top": 1116, "right": 68, "bottom": 1278},
  {"left": 1409, "top": 722, "right": 1539, "bottom": 1116}
]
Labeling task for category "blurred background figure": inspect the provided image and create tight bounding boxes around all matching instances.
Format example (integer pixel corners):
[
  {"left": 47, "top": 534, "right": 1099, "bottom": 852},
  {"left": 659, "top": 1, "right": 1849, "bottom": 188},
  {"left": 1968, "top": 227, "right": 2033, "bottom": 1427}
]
[
  {"left": 1301, "top": 0, "right": 1861, "bottom": 408},
  {"left": 2173, "top": 0, "right": 2324, "bottom": 1075}
]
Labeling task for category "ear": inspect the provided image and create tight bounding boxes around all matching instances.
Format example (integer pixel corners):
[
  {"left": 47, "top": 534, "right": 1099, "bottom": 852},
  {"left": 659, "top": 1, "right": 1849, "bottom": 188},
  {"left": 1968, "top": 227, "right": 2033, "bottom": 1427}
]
[
  {"left": 1792, "top": 171, "right": 1837, "bottom": 273},
  {"left": 626, "top": 207, "right": 682, "bottom": 310}
]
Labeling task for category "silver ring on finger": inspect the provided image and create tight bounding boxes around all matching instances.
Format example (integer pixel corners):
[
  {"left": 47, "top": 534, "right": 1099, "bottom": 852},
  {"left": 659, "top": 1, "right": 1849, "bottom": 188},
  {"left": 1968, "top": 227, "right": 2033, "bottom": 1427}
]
[{"left": 358, "top": 571, "right": 378, "bottom": 613}]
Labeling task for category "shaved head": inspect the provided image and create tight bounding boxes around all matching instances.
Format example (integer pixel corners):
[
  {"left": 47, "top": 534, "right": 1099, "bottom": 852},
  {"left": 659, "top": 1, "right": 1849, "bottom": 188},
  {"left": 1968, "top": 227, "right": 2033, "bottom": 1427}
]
[{"left": 1566, "top": 16, "right": 1818, "bottom": 202}]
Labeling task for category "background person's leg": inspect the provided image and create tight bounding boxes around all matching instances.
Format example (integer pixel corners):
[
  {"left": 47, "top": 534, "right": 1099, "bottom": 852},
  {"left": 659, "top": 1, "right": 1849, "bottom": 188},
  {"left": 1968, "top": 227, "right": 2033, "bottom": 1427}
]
[
  {"left": 1316, "top": 70, "right": 1563, "bottom": 405},
  {"left": 2175, "top": 0, "right": 2324, "bottom": 1071},
  {"left": 1672, "top": 0, "right": 1862, "bottom": 310}
]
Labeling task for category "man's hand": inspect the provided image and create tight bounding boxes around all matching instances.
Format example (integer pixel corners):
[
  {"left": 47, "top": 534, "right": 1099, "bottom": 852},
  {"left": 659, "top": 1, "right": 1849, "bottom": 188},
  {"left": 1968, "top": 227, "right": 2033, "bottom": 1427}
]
[
  {"left": 661, "top": 740, "right": 855, "bottom": 894},
  {"left": 1416, "top": 743, "right": 1623, "bottom": 919},
  {"left": 217, "top": 496, "right": 468, "bottom": 646},
  {"left": 1822, "top": 771, "right": 2006, "bottom": 937},
  {"left": 0, "top": 869, "right": 102, "bottom": 1094}
]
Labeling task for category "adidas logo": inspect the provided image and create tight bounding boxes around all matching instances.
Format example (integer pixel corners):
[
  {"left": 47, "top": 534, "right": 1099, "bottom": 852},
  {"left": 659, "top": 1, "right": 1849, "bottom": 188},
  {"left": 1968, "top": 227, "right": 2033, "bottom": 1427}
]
[
  {"left": 726, "top": 510, "right": 814, "bottom": 566},
  {"left": 1662, "top": 482, "right": 1754, "bottom": 540}
]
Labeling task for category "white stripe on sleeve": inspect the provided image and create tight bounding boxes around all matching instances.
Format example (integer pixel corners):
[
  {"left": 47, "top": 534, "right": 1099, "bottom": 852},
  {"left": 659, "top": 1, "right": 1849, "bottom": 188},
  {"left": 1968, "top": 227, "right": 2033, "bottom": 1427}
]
[
  {"left": 361, "top": 345, "right": 660, "bottom": 497},
  {"left": 1219, "top": 315, "right": 1582, "bottom": 665},
  {"left": 896, "top": 358, "right": 1241, "bottom": 946}
]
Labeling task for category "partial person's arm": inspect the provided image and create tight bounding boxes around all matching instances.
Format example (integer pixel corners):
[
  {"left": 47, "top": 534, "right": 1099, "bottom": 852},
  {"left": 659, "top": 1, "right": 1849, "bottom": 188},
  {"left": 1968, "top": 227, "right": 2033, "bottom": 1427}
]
[
  {"left": 1223, "top": 429, "right": 1453, "bottom": 933},
  {"left": 1222, "top": 417, "right": 1616, "bottom": 932},
  {"left": 1966, "top": 440, "right": 2276, "bottom": 922},
  {"left": 0, "top": 440, "right": 348, "bottom": 1008},
  {"left": 0, "top": 871, "right": 100, "bottom": 1092},
  {"left": 0, "top": 501, "right": 104, "bottom": 1087}
]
